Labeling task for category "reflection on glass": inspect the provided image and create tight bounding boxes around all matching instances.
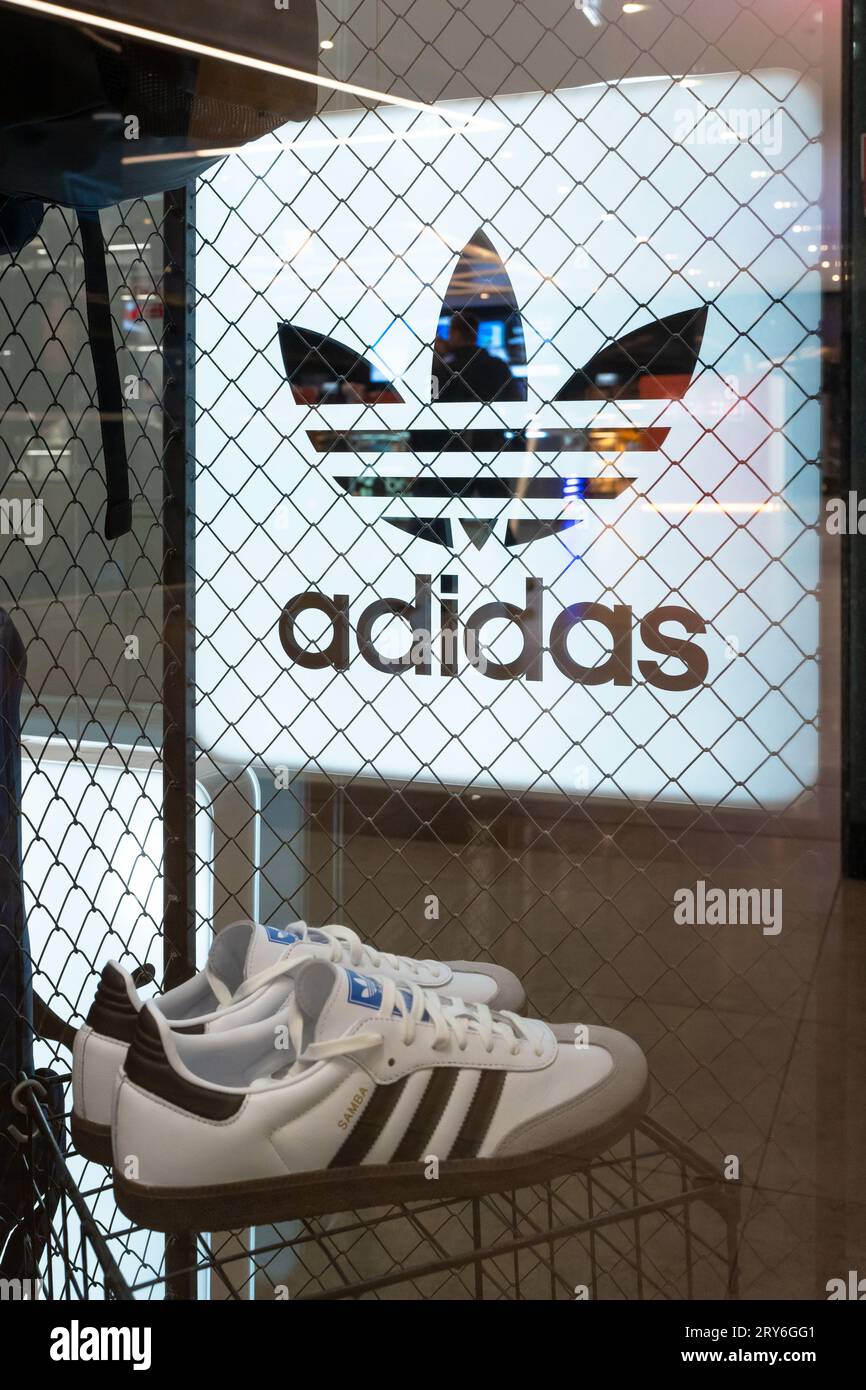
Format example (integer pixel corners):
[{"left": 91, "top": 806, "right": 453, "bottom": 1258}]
[
  {"left": 432, "top": 228, "right": 527, "bottom": 403},
  {"left": 279, "top": 324, "right": 404, "bottom": 405},
  {"left": 555, "top": 307, "right": 708, "bottom": 401}
]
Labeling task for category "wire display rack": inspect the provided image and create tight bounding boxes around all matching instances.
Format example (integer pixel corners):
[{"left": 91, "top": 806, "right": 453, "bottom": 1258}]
[{"left": 12, "top": 1075, "right": 739, "bottom": 1301}]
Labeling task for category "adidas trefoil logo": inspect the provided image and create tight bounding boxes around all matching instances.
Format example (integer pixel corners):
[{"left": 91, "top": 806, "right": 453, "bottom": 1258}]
[{"left": 279, "top": 227, "right": 707, "bottom": 552}]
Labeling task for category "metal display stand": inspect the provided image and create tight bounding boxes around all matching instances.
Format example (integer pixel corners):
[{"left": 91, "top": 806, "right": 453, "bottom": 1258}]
[{"left": 13, "top": 1078, "right": 739, "bottom": 1301}]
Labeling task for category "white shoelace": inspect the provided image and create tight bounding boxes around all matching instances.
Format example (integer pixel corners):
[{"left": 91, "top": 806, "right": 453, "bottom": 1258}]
[
  {"left": 206, "top": 953, "right": 306, "bottom": 1008},
  {"left": 323, "top": 924, "right": 445, "bottom": 981},
  {"left": 288, "top": 974, "right": 545, "bottom": 1065},
  {"left": 208, "top": 923, "right": 445, "bottom": 1007}
]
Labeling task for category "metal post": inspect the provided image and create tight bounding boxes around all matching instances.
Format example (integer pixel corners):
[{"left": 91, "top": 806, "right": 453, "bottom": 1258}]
[
  {"left": 844, "top": 0, "right": 864, "bottom": 873},
  {"left": 471, "top": 1196, "right": 484, "bottom": 1300},
  {"left": 162, "top": 184, "right": 198, "bottom": 1299}
]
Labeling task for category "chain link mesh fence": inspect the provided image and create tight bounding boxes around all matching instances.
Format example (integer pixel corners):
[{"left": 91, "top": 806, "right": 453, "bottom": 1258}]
[
  {"left": 1, "top": 190, "right": 183, "bottom": 1291},
  {"left": 0, "top": 0, "right": 844, "bottom": 1299}
]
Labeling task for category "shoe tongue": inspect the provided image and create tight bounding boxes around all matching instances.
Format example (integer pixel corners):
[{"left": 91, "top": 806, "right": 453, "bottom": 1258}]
[
  {"left": 207, "top": 920, "right": 308, "bottom": 994},
  {"left": 295, "top": 960, "right": 409, "bottom": 1043},
  {"left": 244, "top": 921, "right": 312, "bottom": 979}
]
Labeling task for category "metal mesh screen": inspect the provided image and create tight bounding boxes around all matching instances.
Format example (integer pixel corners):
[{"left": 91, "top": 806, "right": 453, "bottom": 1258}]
[
  {"left": 0, "top": 193, "right": 188, "bottom": 1292},
  {"left": 191, "top": 0, "right": 841, "bottom": 1298},
  {"left": 0, "top": 0, "right": 843, "bottom": 1301}
]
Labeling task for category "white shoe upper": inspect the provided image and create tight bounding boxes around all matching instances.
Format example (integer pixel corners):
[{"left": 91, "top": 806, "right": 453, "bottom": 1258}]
[
  {"left": 200, "top": 920, "right": 524, "bottom": 1011},
  {"left": 72, "top": 920, "right": 525, "bottom": 1136},
  {"left": 112, "top": 959, "right": 649, "bottom": 1189}
]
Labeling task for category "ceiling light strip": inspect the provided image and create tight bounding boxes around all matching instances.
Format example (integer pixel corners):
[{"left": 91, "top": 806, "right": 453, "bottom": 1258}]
[{"left": 0, "top": 0, "right": 472, "bottom": 121}]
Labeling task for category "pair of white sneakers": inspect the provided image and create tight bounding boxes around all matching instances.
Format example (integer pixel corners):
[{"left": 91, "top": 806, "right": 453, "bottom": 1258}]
[{"left": 72, "top": 921, "right": 650, "bottom": 1232}]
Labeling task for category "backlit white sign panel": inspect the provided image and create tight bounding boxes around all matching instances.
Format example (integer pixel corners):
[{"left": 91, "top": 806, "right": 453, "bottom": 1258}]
[{"left": 196, "top": 72, "right": 821, "bottom": 807}]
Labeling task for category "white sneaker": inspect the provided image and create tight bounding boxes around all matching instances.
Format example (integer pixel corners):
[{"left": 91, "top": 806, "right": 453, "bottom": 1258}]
[
  {"left": 112, "top": 959, "right": 649, "bottom": 1231},
  {"left": 71, "top": 920, "right": 524, "bottom": 1163}
]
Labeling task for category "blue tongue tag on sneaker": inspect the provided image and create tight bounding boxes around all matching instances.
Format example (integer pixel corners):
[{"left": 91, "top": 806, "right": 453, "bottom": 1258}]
[
  {"left": 346, "top": 968, "right": 430, "bottom": 1022},
  {"left": 242, "top": 920, "right": 312, "bottom": 979},
  {"left": 264, "top": 924, "right": 302, "bottom": 946},
  {"left": 264, "top": 925, "right": 331, "bottom": 947},
  {"left": 345, "top": 968, "right": 388, "bottom": 1010},
  {"left": 295, "top": 961, "right": 431, "bottom": 1044}
]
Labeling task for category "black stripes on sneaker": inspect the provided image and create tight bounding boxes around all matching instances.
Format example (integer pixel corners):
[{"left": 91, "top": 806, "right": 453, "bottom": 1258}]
[
  {"left": 390, "top": 1067, "right": 459, "bottom": 1162},
  {"left": 449, "top": 1070, "right": 507, "bottom": 1160},
  {"left": 329, "top": 1076, "right": 409, "bottom": 1166},
  {"left": 329, "top": 1068, "right": 506, "bottom": 1168}
]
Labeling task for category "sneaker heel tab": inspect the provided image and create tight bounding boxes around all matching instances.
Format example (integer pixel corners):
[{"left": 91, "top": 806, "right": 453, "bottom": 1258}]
[
  {"left": 133, "top": 1000, "right": 163, "bottom": 1044},
  {"left": 85, "top": 961, "right": 140, "bottom": 1043},
  {"left": 126, "top": 1004, "right": 244, "bottom": 1122}
]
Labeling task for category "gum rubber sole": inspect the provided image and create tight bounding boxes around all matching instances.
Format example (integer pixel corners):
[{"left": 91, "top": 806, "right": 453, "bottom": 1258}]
[
  {"left": 71, "top": 1112, "right": 113, "bottom": 1166},
  {"left": 113, "top": 1077, "right": 651, "bottom": 1232}
]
